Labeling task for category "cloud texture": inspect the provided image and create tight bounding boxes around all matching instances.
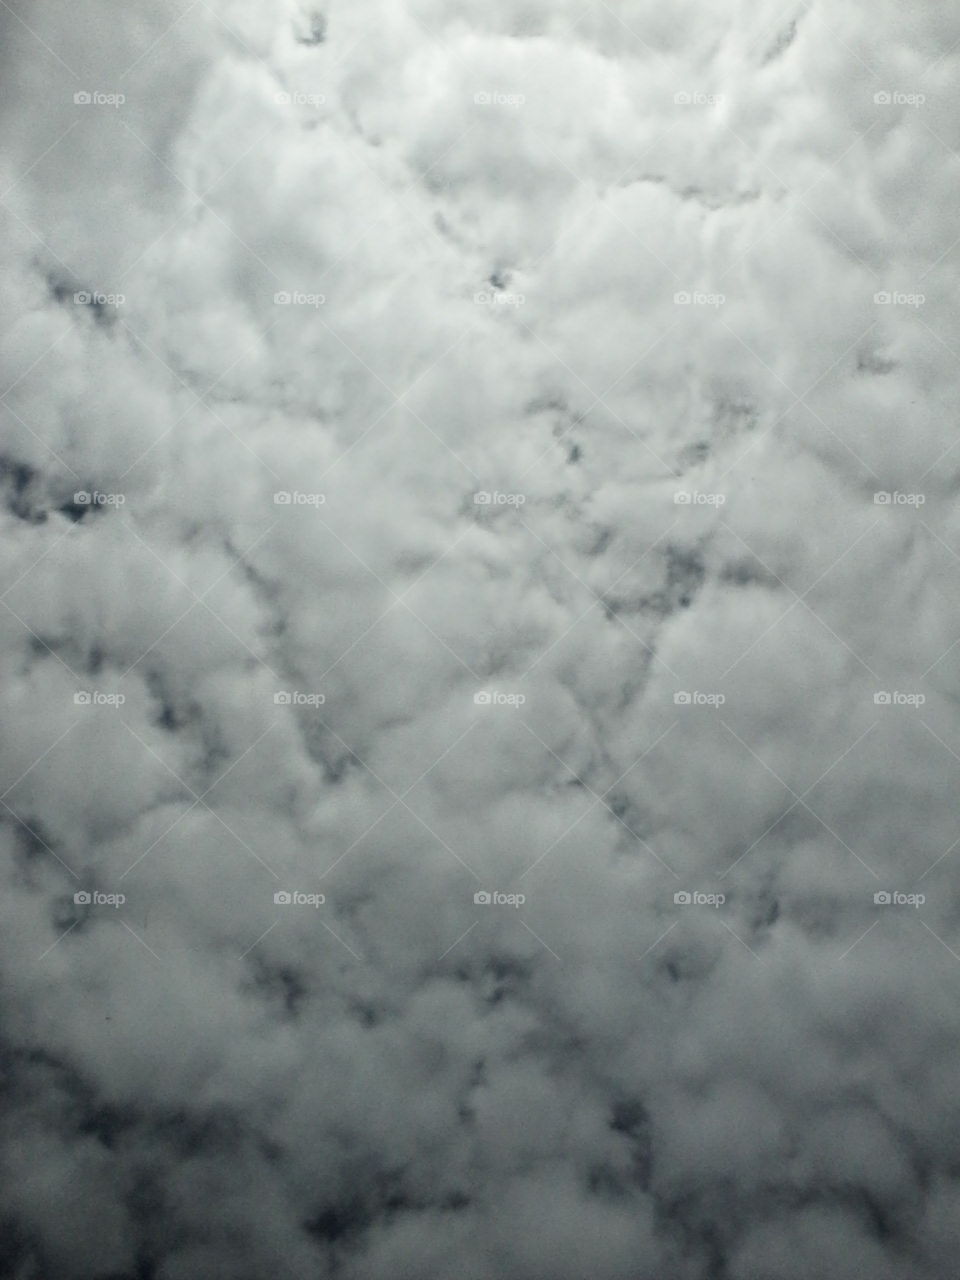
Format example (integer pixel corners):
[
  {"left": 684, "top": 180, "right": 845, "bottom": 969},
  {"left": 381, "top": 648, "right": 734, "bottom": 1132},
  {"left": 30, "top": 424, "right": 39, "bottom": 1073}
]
[{"left": 2, "top": 1, "right": 960, "bottom": 1276}]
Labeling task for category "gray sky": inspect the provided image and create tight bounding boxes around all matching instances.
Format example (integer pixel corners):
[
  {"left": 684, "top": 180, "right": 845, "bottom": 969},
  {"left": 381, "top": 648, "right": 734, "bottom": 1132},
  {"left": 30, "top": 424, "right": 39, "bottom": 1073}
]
[{"left": 1, "top": 1, "right": 959, "bottom": 1277}]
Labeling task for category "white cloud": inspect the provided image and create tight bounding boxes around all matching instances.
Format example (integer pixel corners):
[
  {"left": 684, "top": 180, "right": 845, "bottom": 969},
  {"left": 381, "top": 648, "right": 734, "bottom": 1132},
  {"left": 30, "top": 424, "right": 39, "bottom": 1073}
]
[{"left": 1, "top": 1, "right": 959, "bottom": 1276}]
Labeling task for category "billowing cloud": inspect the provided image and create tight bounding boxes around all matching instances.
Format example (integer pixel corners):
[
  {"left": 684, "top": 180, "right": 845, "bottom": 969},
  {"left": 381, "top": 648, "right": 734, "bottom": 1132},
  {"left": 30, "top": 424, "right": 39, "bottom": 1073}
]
[{"left": 2, "top": 1, "right": 960, "bottom": 1277}]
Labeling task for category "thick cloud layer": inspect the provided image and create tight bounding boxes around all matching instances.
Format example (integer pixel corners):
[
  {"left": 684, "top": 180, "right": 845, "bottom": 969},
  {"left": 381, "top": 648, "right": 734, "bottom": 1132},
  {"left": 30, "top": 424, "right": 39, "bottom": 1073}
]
[{"left": 2, "top": 2, "right": 960, "bottom": 1277}]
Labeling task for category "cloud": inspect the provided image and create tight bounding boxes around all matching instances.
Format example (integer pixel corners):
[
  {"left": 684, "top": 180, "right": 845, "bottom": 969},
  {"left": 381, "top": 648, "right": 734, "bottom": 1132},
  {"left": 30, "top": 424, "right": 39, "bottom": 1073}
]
[{"left": 1, "top": 1, "right": 959, "bottom": 1277}]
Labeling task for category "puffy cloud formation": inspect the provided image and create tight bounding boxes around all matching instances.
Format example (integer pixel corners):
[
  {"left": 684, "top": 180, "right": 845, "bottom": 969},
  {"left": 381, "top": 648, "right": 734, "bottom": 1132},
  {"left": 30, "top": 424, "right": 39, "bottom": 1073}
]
[{"left": 2, "top": 1, "right": 960, "bottom": 1276}]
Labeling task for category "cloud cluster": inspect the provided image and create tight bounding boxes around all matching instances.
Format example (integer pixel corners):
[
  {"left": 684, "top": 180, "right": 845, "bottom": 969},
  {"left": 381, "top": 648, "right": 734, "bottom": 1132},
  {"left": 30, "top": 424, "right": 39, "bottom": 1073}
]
[{"left": 2, "top": 1, "right": 960, "bottom": 1276}]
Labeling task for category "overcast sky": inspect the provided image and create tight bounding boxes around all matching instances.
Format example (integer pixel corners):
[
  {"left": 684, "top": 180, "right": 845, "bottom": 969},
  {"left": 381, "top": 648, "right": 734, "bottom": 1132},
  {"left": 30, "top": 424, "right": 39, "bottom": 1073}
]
[{"left": 2, "top": 1, "right": 960, "bottom": 1277}]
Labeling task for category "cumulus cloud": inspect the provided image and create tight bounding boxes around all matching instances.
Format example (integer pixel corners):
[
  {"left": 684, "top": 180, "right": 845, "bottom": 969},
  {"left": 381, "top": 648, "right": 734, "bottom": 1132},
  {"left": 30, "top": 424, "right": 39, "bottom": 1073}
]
[{"left": 2, "top": 1, "right": 960, "bottom": 1276}]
